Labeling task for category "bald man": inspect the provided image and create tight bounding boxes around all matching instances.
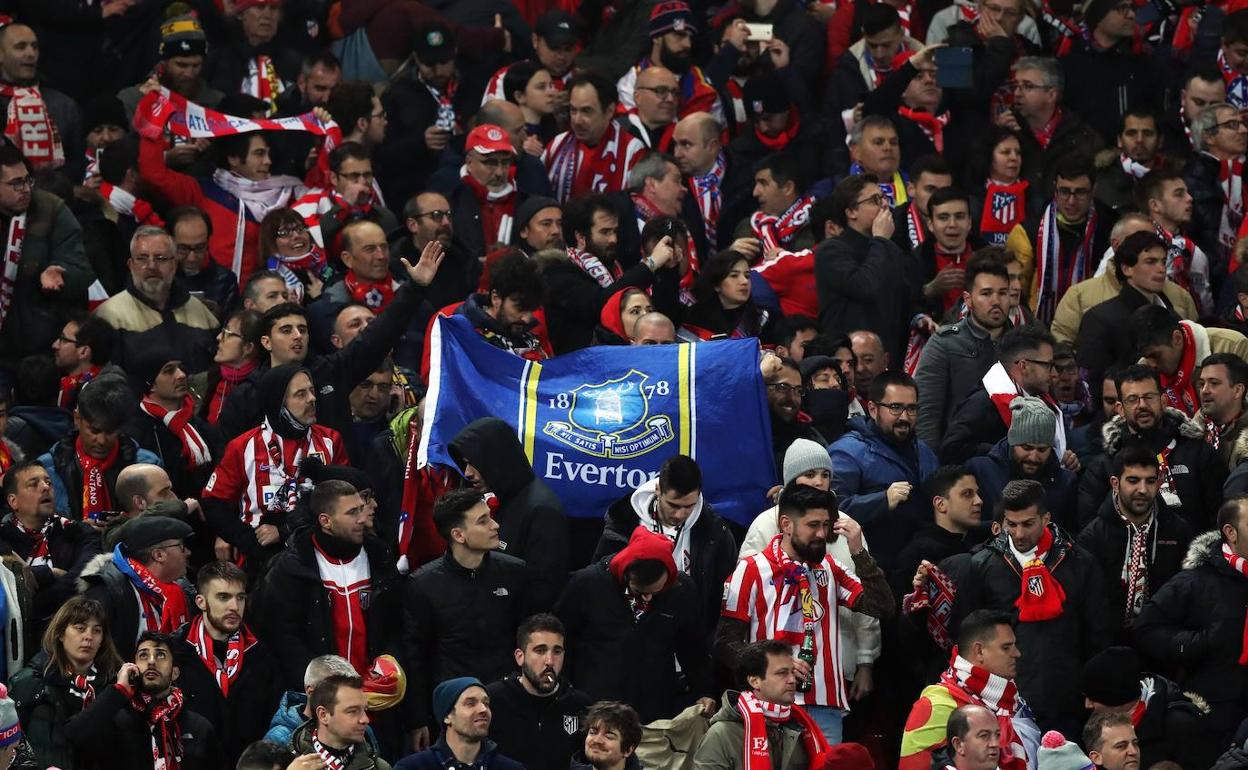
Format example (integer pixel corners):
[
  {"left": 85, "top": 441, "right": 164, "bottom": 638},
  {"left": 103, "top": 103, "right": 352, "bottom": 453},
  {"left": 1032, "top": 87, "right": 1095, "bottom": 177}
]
[
  {"left": 633, "top": 312, "right": 677, "bottom": 345},
  {"left": 623, "top": 67, "right": 681, "bottom": 152},
  {"left": 674, "top": 112, "right": 729, "bottom": 248}
]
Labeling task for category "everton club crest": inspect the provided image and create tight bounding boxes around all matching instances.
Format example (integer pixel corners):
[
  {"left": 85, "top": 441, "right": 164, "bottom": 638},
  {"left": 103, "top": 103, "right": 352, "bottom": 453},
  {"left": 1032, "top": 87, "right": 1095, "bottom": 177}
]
[{"left": 543, "top": 369, "right": 674, "bottom": 459}]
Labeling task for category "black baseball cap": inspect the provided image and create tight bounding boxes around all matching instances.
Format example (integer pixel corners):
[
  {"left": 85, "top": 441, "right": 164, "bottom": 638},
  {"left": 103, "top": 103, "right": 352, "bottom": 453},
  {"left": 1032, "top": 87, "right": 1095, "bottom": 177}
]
[
  {"left": 535, "top": 10, "right": 579, "bottom": 48},
  {"left": 414, "top": 21, "right": 456, "bottom": 65}
]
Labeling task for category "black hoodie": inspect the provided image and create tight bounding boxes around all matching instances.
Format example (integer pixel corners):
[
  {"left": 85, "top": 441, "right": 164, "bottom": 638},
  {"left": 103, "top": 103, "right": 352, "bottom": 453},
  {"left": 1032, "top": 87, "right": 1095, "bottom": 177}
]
[{"left": 449, "top": 417, "right": 569, "bottom": 605}]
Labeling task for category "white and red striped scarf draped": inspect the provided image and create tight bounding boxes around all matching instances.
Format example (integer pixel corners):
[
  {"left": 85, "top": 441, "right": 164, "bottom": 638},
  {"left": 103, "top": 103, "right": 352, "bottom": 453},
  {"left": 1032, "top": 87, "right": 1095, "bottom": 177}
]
[
  {"left": 133, "top": 86, "right": 331, "bottom": 142},
  {"left": 69, "top": 666, "right": 96, "bottom": 709},
  {"left": 545, "top": 122, "right": 634, "bottom": 203},
  {"left": 0, "top": 82, "right": 64, "bottom": 168},
  {"left": 1222, "top": 543, "right": 1248, "bottom": 666},
  {"left": 127, "top": 687, "right": 185, "bottom": 770},
  {"left": 1034, "top": 202, "right": 1096, "bottom": 325},
  {"left": 187, "top": 613, "right": 257, "bottom": 697},
  {"left": 567, "top": 246, "right": 622, "bottom": 288},
  {"left": 0, "top": 213, "right": 25, "bottom": 334},
  {"left": 312, "top": 728, "right": 355, "bottom": 770},
  {"left": 1216, "top": 154, "right": 1245, "bottom": 253},
  {"left": 422, "top": 77, "right": 461, "bottom": 134},
  {"left": 942, "top": 651, "right": 1019, "bottom": 715},
  {"left": 750, "top": 195, "right": 814, "bottom": 251},
  {"left": 12, "top": 514, "right": 69, "bottom": 567},
  {"left": 898, "top": 107, "right": 951, "bottom": 152},
  {"left": 689, "top": 152, "right": 726, "bottom": 245},
  {"left": 242, "top": 55, "right": 285, "bottom": 115},
  {"left": 737, "top": 690, "right": 830, "bottom": 770},
  {"left": 1154, "top": 220, "right": 1196, "bottom": 294},
  {"left": 140, "top": 395, "right": 212, "bottom": 469},
  {"left": 101, "top": 182, "right": 164, "bottom": 228}
]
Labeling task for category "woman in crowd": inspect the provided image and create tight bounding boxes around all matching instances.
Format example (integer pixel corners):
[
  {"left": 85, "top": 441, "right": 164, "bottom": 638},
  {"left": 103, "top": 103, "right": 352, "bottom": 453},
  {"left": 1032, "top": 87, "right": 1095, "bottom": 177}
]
[
  {"left": 259, "top": 208, "right": 327, "bottom": 304},
  {"left": 595, "top": 287, "right": 654, "bottom": 345},
  {"left": 503, "top": 60, "right": 559, "bottom": 150},
  {"left": 196, "top": 309, "right": 262, "bottom": 426},
  {"left": 966, "top": 127, "right": 1031, "bottom": 248},
  {"left": 679, "top": 250, "right": 773, "bottom": 341}
]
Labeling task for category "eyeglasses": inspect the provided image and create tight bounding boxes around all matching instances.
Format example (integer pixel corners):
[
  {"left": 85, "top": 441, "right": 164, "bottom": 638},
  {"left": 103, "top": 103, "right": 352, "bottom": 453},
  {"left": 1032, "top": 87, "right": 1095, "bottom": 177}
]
[
  {"left": 414, "top": 210, "right": 452, "bottom": 222},
  {"left": 637, "top": 86, "right": 680, "bottom": 100},
  {"left": 370, "top": 110, "right": 387, "bottom": 119},
  {"left": 1214, "top": 118, "right": 1246, "bottom": 132},
  {"left": 153, "top": 541, "right": 187, "bottom": 553},
  {"left": 1012, "top": 81, "right": 1051, "bottom": 92},
  {"left": 472, "top": 156, "right": 513, "bottom": 171},
  {"left": 1055, "top": 362, "right": 1079, "bottom": 375},
  {"left": 131, "top": 254, "right": 175, "bottom": 266},
  {"left": 767, "top": 383, "right": 806, "bottom": 397},
  {"left": 336, "top": 171, "right": 375, "bottom": 183},
  {"left": 1024, "top": 358, "right": 1056, "bottom": 370},
  {"left": 1055, "top": 187, "right": 1092, "bottom": 200},
  {"left": 853, "top": 193, "right": 885, "bottom": 208},
  {"left": 56, "top": 334, "right": 78, "bottom": 345},
  {"left": 275, "top": 224, "right": 309, "bottom": 238},
  {"left": 1121, "top": 392, "right": 1162, "bottom": 406},
  {"left": 877, "top": 402, "right": 919, "bottom": 416},
  {"left": 218, "top": 328, "right": 244, "bottom": 340},
  {"left": 1, "top": 176, "right": 33, "bottom": 192}
]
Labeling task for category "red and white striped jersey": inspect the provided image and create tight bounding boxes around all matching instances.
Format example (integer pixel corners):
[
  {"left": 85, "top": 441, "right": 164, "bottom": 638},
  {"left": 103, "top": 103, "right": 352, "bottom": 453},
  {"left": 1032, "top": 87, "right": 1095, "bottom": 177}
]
[
  {"left": 722, "top": 543, "right": 863, "bottom": 709},
  {"left": 314, "top": 537, "right": 372, "bottom": 674}
]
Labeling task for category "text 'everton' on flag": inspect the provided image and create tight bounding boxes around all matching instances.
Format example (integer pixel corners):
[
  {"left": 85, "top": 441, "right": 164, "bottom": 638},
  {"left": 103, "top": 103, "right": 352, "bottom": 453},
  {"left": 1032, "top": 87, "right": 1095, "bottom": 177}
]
[{"left": 419, "top": 315, "right": 777, "bottom": 525}]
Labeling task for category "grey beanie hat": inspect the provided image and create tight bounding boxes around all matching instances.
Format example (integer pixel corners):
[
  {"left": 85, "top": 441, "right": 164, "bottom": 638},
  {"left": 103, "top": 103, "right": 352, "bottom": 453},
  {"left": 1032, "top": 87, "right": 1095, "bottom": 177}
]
[
  {"left": 782, "top": 438, "right": 834, "bottom": 485},
  {"left": 1008, "top": 396, "right": 1056, "bottom": 447}
]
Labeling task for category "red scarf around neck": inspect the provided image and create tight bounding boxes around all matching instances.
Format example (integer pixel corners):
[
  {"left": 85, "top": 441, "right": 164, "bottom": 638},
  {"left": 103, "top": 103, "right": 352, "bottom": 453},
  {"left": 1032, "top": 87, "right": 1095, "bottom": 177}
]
[
  {"left": 980, "top": 180, "right": 1027, "bottom": 243},
  {"left": 1159, "top": 322, "right": 1199, "bottom": 416},
  {"left": 0, "top": 82, "right": 65, "bottom": 168},
  {"left": 140, "top": 395, "right": 212, "bottom": 469},
  {"left": 1032, "top": 107, "right": 1063, "bottom": 149},
  {"left": 1014, "top": 527, "right": 1066, "bottom": 621},
  {"left": 738, "top": 690, "right": 830, "bottom": 770},
  {"left": 343, "top": 271, "right": 395, "bottom": 311},
  {"left": 76, "top": 436, "right": 118, "bottom": 521},
  {"left": 187, "top": 614, "right": 257, "bottom": 697},
  {"left": 1223, "top": 542, "right": 1248, "bottom": 665},
  {"left": 58, "top": 365, "right": 101, "bottom": 410},
  {"left": 898, "top": 107, "right": 951, "bottom": 152},
  {"left": 459, "top": 165, "right": 517, "bottom": 247},
  {"left": 125, "top": 687, "right": 185, "bottom": 770},
  {"left": 207, "top": 360, "right": 257, "bottom": 425},
  {"left": 754, "top": 109, "right": 801, "bottom": 151}
]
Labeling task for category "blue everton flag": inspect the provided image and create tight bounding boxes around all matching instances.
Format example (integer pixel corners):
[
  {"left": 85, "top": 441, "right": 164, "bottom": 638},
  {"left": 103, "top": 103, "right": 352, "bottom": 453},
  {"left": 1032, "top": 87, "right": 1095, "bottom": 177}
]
[{"left": 419, "top": 315, "right": 776, "bottom": 525}]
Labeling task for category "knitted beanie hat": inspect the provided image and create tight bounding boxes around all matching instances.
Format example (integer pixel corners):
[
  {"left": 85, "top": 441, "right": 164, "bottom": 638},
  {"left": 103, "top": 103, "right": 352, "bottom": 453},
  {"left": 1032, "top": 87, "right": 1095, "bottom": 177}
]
[
  {"left": 782, "top": 438, "right": 834, "bottom": 485},
  {"left": 649, "top": 1, "right": 696, "bottom": 38},
  {"left": 1008, "top": 396, "right": 1057, "bottom": 447},
  {"left": 160, "top": 4, "right": 207, "bottom": 59},
  {"left": 432, "top": 676, "right": 484, "bottom": 724},
  {"left": 1038, "top": 730, "right": 1096, "bottom": 770}
]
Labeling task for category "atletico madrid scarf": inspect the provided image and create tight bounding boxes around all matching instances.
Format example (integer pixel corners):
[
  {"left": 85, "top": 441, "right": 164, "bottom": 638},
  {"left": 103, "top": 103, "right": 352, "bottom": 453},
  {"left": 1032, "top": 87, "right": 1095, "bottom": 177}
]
[
  {"left": 11, "top": 515, "right": 67, "bottom": 567},
  {"left": 942, "top": 650, "right": 1020, "bottom": 714},
  {"left": 1223, "top": 543, "right": 1248, "bottom": 665},
  {"left": 981, "top": 179, "right": 1027, "bottom": 245},
  {"left": 1154, "top": 221, "right": 1195, "bottom": 295},
  {"left": 1031, "top": 108, "right": 1063, "bottom": 149},
  {"left": 126, "top": 686, "right": 185, "bottom": 770},
  {"left": 1034, "top": 203, "right": 1096, "bottom": 324},
  {"left": 101, "top": 182, "right": 164, "bottom": 227},
  {"left": 567, "top": 246, "right": 622, "bottom": 288},
  {"left": 0, "top": 212, "right": 26, "bottom": 334},
  {"left": 849, "top": 163, "right": 909, "bottom": 207},
  {"left": 750, "top": 196, "right": 815, "bottom": 251},
  {"left": 1215, "top": 154, "right": 1245, "bottom": 253},
  {"left": 547, "top": 121, "right": 632, "bottom": 203},
  {"left": 112, "top": 544, "right": 187, "bottom": 634},
  {"left": 187, "top": 614, "right": 257, "bottom": 697},
  {"left": 1113, "top": 492, "right": 1155, "bottom": 622},
  {"left": 902, "top": 562, "right": 959, "bottom": 650},
  {"left": 343, "top": 271, "right": 397, "bottom": 311},
  {"left": 898, "top": 107, "right": 951, "bottom": 152},
  {"left": 738, "top": 690, "right": 830, "bottom": 770},
  {"left": 1220, "top": 48, "right": 1248, "bottom": 110},
  {"left": 77, "top": 436, "right": 118, "bottom": 521},
  {"left": 312, "top": 728, "right": 356, "bottom": 770},
  {"left": 1160, "top": 321, "right": 1200, "bottom": 416},
  {"left": 0, "top": 82, "right": 64, "bottom": 169},
  {"left": 58, "top": 366, "right": 100, "bottom": 410},
  {"left": 1014, "top": 527, "right": 1066, "bottom": 621},
  {"left": 68, "top": 666, "right": 97, "bottom": 709},
  {"left": 689, "top": 153, "right": 726, "bottom": 245},
  {"left": 421, "top": 77, "right": 460, "bottom": 133},
  {"left": 140, "top": 395, "right": 212, "bottom": 469},
  {"left": 242, "top": 55, "right": 285, "bottom": 115}
]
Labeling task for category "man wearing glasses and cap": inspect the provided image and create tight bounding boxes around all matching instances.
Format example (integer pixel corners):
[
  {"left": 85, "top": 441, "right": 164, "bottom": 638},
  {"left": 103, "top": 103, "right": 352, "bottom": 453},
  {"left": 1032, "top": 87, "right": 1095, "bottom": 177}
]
[
  {"left": 444, "top": 124, "right": 525, "bottom": 260},
  {"left": 616, "top": 1, "right": 723, "bottom": 124}
]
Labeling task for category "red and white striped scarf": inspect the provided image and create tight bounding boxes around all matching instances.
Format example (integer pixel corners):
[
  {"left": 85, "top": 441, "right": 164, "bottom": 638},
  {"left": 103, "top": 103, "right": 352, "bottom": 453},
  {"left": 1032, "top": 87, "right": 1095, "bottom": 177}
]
[
  {"left": 69, "top": 667, "right": 96, "bottom": 709},
  {"left": 252, "top": 420, "right": 326, "bottom": 517},
  {"left": 100, "top": 182, "right": 164, "bottom": 227},
  {"left": 186, "top": 613, "right": 257, "bottom": 698},
  {"left": 1220, "top": 49, "right": 1248, "bottom": 110},
  {"left": 750, "top": 195, "right": 814, "bottom": 251},
  {"left": 942, "top": 651, "right": 1019, "bottom": 714},
  {"left": 127, "top": 687, "right": 184, "bottom": 770},
  {"left": 897, "top": 107, "right": 951, "bottom": 152},
  {"left": 0, "top": 212, "right": 25, "bottom": 334},
  {"left": 545, "top": 122, "right": 636, "bottom": 203},
  {"left": 11, "top": 515, "right": 67, "bottom": 567},
  {"left": 1222, "top": 542, "right": 1248, "bottom": 665},
  {"left": 689, "top": 153, "right": 726, "bottom": 246},
  {"left": 311, "top": 728, "right": 356, "bottom": 770},
  {"left": 1032, "top": 108, "right": 1063, "bottom": 150},
  {"left": 0, "top": 83, "right": 64, "bottom": 168},
  {"left": 242, "top": 55, "right": 285, "bottom": 115},
  {"left": 1034, "top": 202, "right": 1096, "bottom": 325},
  {"left": 1113, "top": 492, "right": 1154, "bottom": 621},
  {"left": 133, "top": 86, "right": 331, "bottom": 143},
  {"left": 421, "top": 77, "right": 460, "bottom": 133},
  {"left": 567, "top": 246, "right": 622, "bottom": 288},
  {"left": 737, "top": 690, "right": 829, "bottom": 770},
  {"left": 1216, "top": 154, "right": 1245, "bottom": 253},
  {"left": 1154, "top": 221, "right": 1195, "bottom": 293},
  {"left": 140, "top": 395, "right": 212, "bottom": 469}
]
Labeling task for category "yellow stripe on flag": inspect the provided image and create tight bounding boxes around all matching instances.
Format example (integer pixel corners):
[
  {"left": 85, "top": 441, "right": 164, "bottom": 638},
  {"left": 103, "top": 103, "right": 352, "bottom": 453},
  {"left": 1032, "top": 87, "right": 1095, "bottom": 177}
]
[
  {"left": 678, "top": 344, "right": 691, "bottom": 456},
  {"left": 522, "top": 361, "right": 544, "bottom": 463}
]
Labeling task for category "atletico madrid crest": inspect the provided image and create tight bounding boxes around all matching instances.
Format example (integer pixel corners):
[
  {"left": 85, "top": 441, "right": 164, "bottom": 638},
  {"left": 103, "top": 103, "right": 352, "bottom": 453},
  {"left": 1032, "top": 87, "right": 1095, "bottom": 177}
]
[{"left": 1027, "top": 575, "right": 1045, "bottom": 597}]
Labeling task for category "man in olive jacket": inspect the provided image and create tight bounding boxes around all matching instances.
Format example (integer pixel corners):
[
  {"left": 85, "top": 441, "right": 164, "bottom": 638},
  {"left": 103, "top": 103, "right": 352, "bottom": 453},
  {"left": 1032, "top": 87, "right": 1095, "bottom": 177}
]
[{"left": 0, "top": 143, "right": 93, "bottom": 369}]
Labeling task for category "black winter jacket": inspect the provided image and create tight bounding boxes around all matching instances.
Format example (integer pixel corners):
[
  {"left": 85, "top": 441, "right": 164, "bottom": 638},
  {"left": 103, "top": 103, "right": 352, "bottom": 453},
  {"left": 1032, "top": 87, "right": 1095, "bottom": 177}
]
[
  {"left": 65, "top": 684, "right": 221, "bottom": 770},
  {"left": 1076, "top": 496, "right": 1193, "bottom": 643},
  {"left": 955, "top": 525, "right": 1111, "bottom": 721},
  {"left": 554, "top": 558, "right": 711, "bottom": 722},
  {"left": 124, "top": 409, "right": 224, "bottom": 500},
  {"left": 815, "top": 228, "right": 920, "bottom": 364},
  {"left": 0, "top": 513, "right": 100, "bottom": 623},
  {"left": 1077, "top": 408, "right": 1224, "bottom": 532},
  {"left": 1135, "top": 532, "right": 1248, "bottom": 741},
  {"left": 448, "top": 418, "right": 569, "bottom": 606},
  {"left": 172, "top": 622, "right": 284, "bottom": 767},
  {"left": 484, "top": 673, "right": 593, "bottom": 770},
  {"left": 77, "top": 554, "right": 196, "bottom": 660},
  {"left": 593, "top": 489, "right": 739, "bottom": 635},
  {"left": 404, "top": 550, "right": 536, "bottom": 724}
]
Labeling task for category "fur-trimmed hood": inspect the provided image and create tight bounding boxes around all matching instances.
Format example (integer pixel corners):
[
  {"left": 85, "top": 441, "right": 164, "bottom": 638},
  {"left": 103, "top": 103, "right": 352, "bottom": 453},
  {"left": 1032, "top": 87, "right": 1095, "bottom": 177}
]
[
  {"left": 74, "top": 552, "right": 116, "bottom": 594},
  {"left": 1101, "top": 407, "right": 1205, "bottom": 455},
  {"left": 1181, "top": 531, "right": 1225, "bottom": 571}
]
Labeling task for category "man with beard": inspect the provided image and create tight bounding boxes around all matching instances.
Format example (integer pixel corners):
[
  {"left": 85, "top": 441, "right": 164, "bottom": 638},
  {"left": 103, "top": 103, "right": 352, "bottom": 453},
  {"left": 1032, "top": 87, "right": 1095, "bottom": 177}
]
[
  {"left": 344, "top": 361, "right": 394, "bottom": 465},
  {"left": 1096, "top": 111, "right": 1165, "bottom": 214},
  {"left": 571, "top": 702, "right": 643, "bottom": 770},
  {"left": 1078, "top": 365, "right": 1223, "bottom": 533},
  {"left": 293, "top": 673, "right": 392, "bottom": 770},
  {"left": 1131, "top": 305, "right": 1248, "bottom": 419},
  {"left": 117, "top": 9, "right": 224, "bottom": 121},
  {"left": 515, "top": 197, "right": 564, "bottom": 257},
  {"left": 405, "top": 490, "right": 536, "bottom": 728},
  {"left": 125, "top": 348, "right": 222, "bottom": 500},
  {"left": 543, "top": 72, "right": 646, "bottom": 204},
  {"left": 397, "top": 677, "right": 523, "bottom": 770},
  {"left": 717, "top": 484, "right": 893, "bottom": 742},
  {"left": 486, "top": 614, "right": 592, "bottom": 770},
  {"left": 829, "top": 370, "right": 939, "bottom": 569},
  {"left": 736, "top": 153, "right": 816, "bottom": 254},
  {"left": 916, "top": 256, "right": 1010, "bottom": 446},
  {"left": 1076, "top": 444, "right": 1193, "bottom": 643},
  {"left": 958, "top": 480, "right": 1110, "bottom": 734},
  {"left": 617, "top": 2, "right": 722, "bottom": 123},
  {"left": 967, "top": 397, "right": 1078, "bottom": 531},
  {"left": 173, "top": 561, "right": 280, "bottom": 767},
  {"left": 482, "top": 10, "right": 579, "bottom": 103},
  {"left": 94, "top": 226, "right": 218, "bottom": 375},
  {"left": 1197, "top": 352, "right": 1248, "bottom": 469},
  {"left": 543, "top": 194, "right": 676, "bottom": 353},
  {"left": 763, "top": 359, "right": 831, "bottom": 475},
  {"left": 68, "top": 631, "right": 220, "bottom": 769}
]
